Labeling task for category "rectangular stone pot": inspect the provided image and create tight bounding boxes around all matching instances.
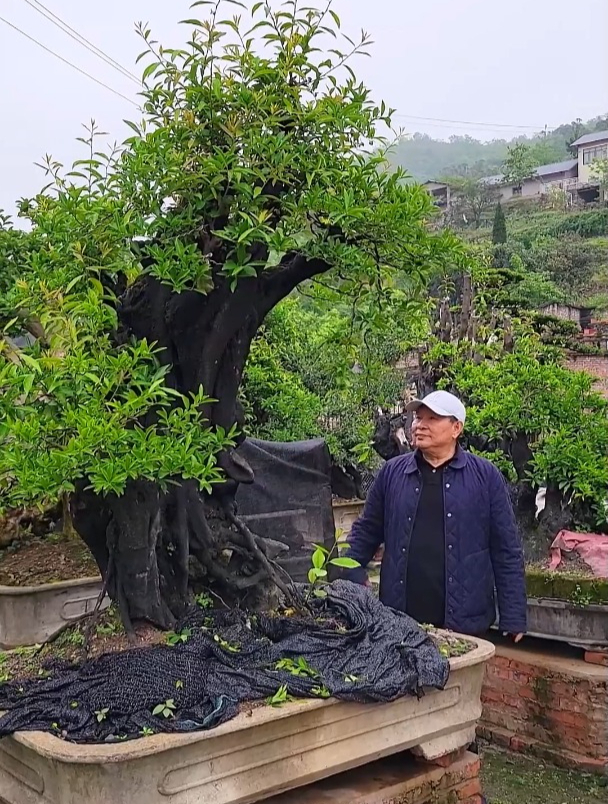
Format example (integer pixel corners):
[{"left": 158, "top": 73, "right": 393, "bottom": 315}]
[
  {"left": 0, "top": 578, "right": 108, "bottom": 650},
  {"left": 492, "top": 597, "right": 608, "bottom": 649},
  {"left": 332, "top": 500, "right": 364, "bottom": 540},
  {"left": 0, "top": 636, "right": 494, "bottom": 804},
  {"left": 526, "top": 597, "right": 608, "bottom": 648}
]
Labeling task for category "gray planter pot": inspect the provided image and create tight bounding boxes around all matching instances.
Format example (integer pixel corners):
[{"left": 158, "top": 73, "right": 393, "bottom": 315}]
[
  {"left": 0, "top": 636, "right": 495, "bottom": 804},
  {"left": 0, "top": 578, "right": 108, "bottom": 650},
  {"left": 525, "top": 597, "right": 608, "bottom": 648}
]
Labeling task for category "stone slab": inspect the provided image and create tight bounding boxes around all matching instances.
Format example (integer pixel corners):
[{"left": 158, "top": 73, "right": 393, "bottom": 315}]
[{"left": 266, "top": 750, "right": 482, "bottom": 804}]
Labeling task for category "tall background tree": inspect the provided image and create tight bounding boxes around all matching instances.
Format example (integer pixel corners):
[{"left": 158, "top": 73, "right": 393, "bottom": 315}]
[
  {"left": 492, "top": 203, "right": 507, "bottom": 244},
  {"left": 0, "top": 1, "right": 462, "bottom": 631},
  {"left": 443, "top": 175, "right": 499, "bottom": 228},
  {"left": 502, "top": 143, "right": 538, "bottom": 192}
]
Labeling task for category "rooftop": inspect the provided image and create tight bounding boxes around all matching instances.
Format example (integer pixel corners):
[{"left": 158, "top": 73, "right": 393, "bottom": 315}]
[
  {"left": 536, "top": 158, "right": 578, "bottom": 177},
  {"left": 570, "top": 130, "right": 608, "bottom": 148},
  {"left": 480, "top": 173, "right": 504, "bottom": 186}
]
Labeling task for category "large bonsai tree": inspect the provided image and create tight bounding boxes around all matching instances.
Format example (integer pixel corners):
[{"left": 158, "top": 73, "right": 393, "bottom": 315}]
[{"left": 0, "top": 1, "right": 460, "bottom": 631}]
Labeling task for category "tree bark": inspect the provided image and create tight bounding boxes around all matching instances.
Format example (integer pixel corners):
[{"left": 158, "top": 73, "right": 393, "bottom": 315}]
[{"left": 73, "top": 255, "right": 330, "bottom": 628}]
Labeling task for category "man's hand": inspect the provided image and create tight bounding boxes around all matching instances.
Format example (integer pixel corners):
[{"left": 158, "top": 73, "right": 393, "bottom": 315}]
[{"left": 503, "top": 632, "right": 524, "bottom": 643}]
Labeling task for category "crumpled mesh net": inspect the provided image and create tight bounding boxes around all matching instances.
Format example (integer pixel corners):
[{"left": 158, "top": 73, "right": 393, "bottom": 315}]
[
  {"left": 0, "top": 581, "right": 449, "bottom": 744},
  {"left": 236, "top": 438, "right": 336, "bottom": 580}
]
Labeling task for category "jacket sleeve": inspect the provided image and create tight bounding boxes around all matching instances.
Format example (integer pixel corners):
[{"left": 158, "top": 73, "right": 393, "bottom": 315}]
[
  {"left": 489, "top": 466, "right": 528, "bottom": 634},
  {"left": 343, "top": 463, "right": 387, "bottom": 584}
]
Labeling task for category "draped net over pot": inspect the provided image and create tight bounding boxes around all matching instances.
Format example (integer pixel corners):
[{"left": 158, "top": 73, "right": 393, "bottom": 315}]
[{"left": 0, "top": 582, "right": 449, "bottom": 744}]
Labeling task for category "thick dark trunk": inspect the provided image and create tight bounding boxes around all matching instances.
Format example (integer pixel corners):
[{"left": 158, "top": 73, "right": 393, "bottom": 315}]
[{"left": 72, "top": 256, "right": 329, "bottom": 628}]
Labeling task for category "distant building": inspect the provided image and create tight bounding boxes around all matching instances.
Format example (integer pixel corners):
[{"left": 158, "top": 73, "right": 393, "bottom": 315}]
[
  {"left": 423, "top": 132, "right": 608, "bottom": 211},
  {"left": 537, "top": 303, "right": 594, "bottom": 330},
  {"left": 422, "top": 180, "right": 451, "bottom": 209},
  {"left": 569, "top": 129, "right": 608, "bottom": 202},
  {"left": 479, "top": 158, "right": 579, "bottom": 203}
]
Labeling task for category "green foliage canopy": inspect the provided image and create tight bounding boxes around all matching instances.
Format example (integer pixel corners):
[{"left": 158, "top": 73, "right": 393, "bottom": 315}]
[{"left": 0, "top": 0, "right": 463, "bottom": 512}]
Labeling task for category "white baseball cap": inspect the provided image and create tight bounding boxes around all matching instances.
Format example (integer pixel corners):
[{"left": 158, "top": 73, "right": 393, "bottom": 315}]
[{"left": 405, "top": 390, "right": 466, "bottom": 424}]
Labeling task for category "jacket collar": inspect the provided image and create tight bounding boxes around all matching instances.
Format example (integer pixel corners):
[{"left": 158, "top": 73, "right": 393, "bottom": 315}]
[{"left": 402, "top": 444, "right": 467, "bottom": 474}]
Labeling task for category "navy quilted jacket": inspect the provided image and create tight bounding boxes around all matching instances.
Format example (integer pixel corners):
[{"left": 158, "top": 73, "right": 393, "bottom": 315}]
[{"left": 344, "top": 448, "right": 528, "bottom": 636}]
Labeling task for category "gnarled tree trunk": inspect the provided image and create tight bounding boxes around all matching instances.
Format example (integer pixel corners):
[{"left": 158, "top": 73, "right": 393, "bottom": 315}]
[{"left": 73, "top": 255, "right": 329, "bottom": 631}]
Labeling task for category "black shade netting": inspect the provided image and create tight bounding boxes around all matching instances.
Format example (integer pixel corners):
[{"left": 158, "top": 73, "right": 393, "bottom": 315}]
[
  {"left": 0, "top": 582, "right": 449, "bottom": 744},
  {"left": 235, "top": 438, "right": 336, "bottom": 579}
]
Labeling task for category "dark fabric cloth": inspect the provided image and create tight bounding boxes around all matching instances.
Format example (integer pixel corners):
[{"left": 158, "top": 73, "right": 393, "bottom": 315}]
[
  {"left": 235, "top": 438, "right": 336, "bottom": 581},
  {"left": 344, "top": 448, "right": 528, "bottom": 636},
  {"left": 0, "top": 582, "right": 449, "bottom": 744},
  {"left": 405, "top": 454, "right": 447, "bottom": 627}
]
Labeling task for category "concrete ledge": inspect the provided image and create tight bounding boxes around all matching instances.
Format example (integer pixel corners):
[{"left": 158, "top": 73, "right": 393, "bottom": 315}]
[
  {"left": 267, "top": 750, "right": 483, "bottom": 804},
  {"left": 525, "top": 598, "right": 608, "bottom": 648},
  {"left": 0, "top": 636, "right": 494, "bottom": 804}
]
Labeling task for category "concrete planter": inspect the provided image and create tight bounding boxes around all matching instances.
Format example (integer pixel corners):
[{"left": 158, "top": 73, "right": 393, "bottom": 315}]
[
  {"left": 0, "top": 636, "right": 494, "bottom": 804},
  {"left": 0, "top": 578, "right": 108, "bottom": 650},
  {"left": 332, "top": 499, "right": 364, "bottom": 540},
  {"left": 526, "top": 597, "right": 608, "bottom": 648}
]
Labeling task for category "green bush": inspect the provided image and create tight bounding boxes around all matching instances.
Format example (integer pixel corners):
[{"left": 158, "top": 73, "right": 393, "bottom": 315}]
[{"left": 550, "top": 209, "right": 608, "bottom": 238}]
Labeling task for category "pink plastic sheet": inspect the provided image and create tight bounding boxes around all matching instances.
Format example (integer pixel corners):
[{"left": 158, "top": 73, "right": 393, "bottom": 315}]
[{"left": 549, "top": 530, "right": 608, "bottom": 578}]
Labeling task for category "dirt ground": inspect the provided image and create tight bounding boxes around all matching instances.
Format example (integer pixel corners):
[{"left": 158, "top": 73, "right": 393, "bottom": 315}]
[
  {"left": 0, "top": 532, "right": 98, "bottom": 586},
  {"left": 481, "top": 748, "right": 607, "bottom": 804}
]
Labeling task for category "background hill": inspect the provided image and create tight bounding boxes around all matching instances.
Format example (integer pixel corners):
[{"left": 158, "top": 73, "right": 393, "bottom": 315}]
[{"left": 388, "top": 115, "right": 608, "bottom": 181}]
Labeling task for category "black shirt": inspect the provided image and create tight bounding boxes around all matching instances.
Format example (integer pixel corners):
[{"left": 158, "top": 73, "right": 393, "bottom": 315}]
[{"left": 405, "top": 453, "right": 449, "bottom": 627}]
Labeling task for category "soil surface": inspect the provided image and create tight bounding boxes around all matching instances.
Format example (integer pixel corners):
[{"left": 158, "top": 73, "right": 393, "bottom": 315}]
[
  {"left": 481, "top": 747, "right": 607, "bottom": 803},
  {"left": 0, "top": 533, "right": 98, "bottom": 586},
  {"left": 533, "top": 552, "right": 597, "bottom": 577},
  {"left": 0, "top": 606, "right": 164, "bottom": 684}
]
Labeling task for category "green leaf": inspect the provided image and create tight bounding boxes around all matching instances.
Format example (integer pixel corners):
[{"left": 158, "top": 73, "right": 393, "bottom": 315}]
[
  {"left": 329, "top": 557, "right": 360, "bottom": 569},
  {"left": 19, "top": 353, "right": 41, "bottom": 373},
  {"left": 312, "top": 547, "right": 326, "bottom": 570}
]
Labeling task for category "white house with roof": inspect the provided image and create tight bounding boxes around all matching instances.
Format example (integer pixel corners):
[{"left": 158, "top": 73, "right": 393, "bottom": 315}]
[
  {"left": 424, "top": 130, "right": 608, "bottom": 210},
  {"left": 478, "top": 158, "right": 580, "bottom": 202},
  {"left": 570, "top": 129, "right": 608, "bottom": 195}
]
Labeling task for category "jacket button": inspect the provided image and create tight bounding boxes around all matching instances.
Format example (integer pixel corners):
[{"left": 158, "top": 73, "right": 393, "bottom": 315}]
[
  {"left": 449, "top": 607, "right": 454, "bottom": 614},
  {"left": 448, "top": 544, "right": 453, "bottom": 550},
  {"left": 402, "top": 548, "right": 406, "bottom": 553},
  {"left": 447, "top": 513, "right": 452, "bottom": 518},
  {"left": 446, "top": 483, "right": 450, "bottom": 489},
  {"left": 448, "top": 576, "right": 453, "bottom": 583},
  {"left": 400, "top": 580, "right": 404, "bottom": 585},
  {"left": 415, "top": 488, "right": 420, "bottom": 493}
]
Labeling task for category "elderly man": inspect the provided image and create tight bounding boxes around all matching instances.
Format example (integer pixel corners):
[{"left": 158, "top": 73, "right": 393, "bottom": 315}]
[{"left": 345, "top": 390, "right": 527, "bottom": 639}]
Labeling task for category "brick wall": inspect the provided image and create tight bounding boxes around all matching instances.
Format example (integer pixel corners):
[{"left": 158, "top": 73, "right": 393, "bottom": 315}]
[
  {"left": 565, "top": 353, "right": 608, "bottom": 396},
  {"left": 479, "top": 643, "right": 608, "bottom": 774}
]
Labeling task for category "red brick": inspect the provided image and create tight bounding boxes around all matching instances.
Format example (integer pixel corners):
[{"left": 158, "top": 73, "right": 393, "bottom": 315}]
[
  {"left": 480, "top": 647, "right": 608, "bottom": 774},
  {"left": 551, "top": 709, "right": 586, "bottom": 728},
  {"left": 457, "top": 779, "right": 482, "bottom": 799},
  {"left": 462, "top": 757, "right": 481, "bottom": 780},
  {"left": 585, "top": 651, "right": 608, "bottom": 667}
]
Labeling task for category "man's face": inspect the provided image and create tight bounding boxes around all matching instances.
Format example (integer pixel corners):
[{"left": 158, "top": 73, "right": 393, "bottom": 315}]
[{"left": 413, "top": 406, "right": 462, "bottom": 451}]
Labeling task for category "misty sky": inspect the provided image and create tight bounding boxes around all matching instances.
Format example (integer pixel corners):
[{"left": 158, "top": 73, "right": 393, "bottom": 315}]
[{"left": 1, "top": 0, "right": 607, "bottom": 217}]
